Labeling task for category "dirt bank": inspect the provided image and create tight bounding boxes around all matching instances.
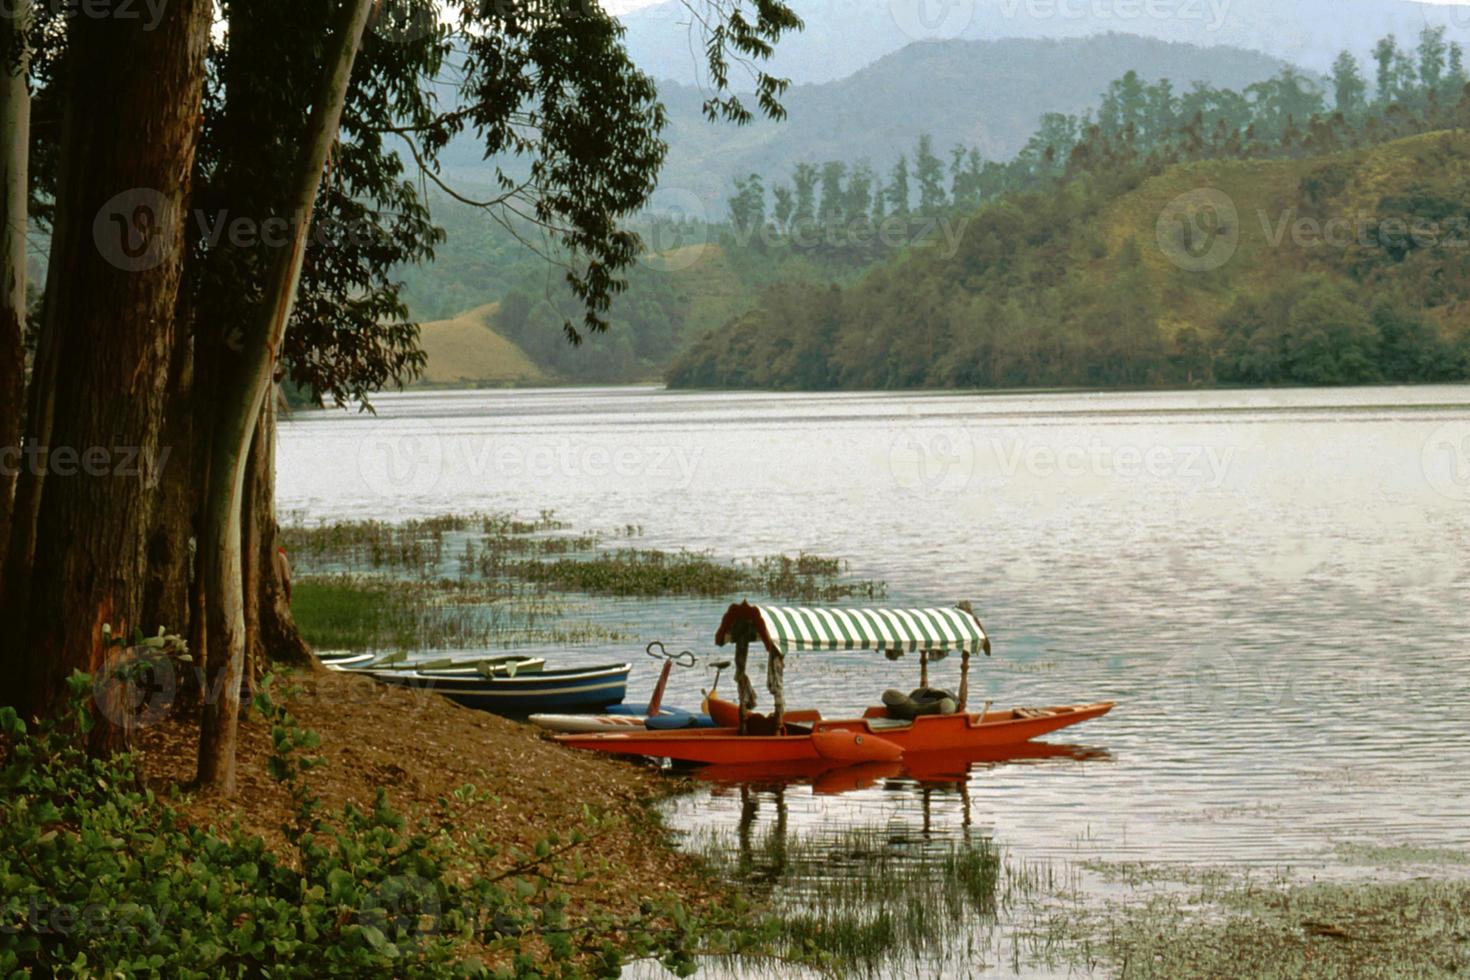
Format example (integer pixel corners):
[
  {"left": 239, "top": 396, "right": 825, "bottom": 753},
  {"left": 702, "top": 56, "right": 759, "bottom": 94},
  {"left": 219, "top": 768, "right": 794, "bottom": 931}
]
[{"left": 136, "top": 668, "right": 715, "bottom": 928}]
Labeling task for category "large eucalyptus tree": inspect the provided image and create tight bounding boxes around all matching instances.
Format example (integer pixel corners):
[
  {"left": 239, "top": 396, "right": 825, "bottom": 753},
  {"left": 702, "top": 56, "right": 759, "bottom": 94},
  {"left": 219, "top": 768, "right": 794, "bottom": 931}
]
[{"left": 1, "top": 0, "right": 800, "bottom": 788}]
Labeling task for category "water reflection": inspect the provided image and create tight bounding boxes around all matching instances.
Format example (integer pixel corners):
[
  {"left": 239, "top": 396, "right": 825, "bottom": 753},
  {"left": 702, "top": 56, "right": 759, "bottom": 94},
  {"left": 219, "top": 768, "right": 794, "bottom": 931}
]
[
  {"left": 281, "top": 386, "right": 1470, "bottom": 875},
  {"left": 675, "top": 744, "right": 1114, "bottom": 977}
]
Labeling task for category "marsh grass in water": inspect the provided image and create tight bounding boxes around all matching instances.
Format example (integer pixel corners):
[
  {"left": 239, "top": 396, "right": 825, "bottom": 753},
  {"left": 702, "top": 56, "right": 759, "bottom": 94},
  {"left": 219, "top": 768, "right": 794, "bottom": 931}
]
[
  {"left": 291, "top": 574, "right": 623, "bottom": 652},
  {"left": 1054, "top": 870, "right": 1470, "bottom": 977},
  {"left": 687, "top": 824, "right": 1029, "bottom": 973},
  {"left": 283, "top": 511, "right": 885, "bottom": 652},
  {"left": 512, "top": 551, "right": 884, "bottom": 602},
  {"left": 283, "top": 511, "right": 883, "bottom": 601}
]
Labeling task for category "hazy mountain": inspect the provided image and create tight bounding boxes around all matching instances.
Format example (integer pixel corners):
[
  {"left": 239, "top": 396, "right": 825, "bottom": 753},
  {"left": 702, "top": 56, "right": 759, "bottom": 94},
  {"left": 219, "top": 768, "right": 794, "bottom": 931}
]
[
  {"left": 651, "top": 34, "right": 1296, "bottom": 209},
  {"left": 619, "top": 0, "right": 1470, "bottom": 84}
]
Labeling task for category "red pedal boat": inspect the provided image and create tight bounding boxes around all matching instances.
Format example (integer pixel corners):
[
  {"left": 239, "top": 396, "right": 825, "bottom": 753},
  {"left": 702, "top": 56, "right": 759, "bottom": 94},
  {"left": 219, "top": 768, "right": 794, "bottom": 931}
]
[{"left": 553, "top": 601, "right": 1114, "bottom": 766}]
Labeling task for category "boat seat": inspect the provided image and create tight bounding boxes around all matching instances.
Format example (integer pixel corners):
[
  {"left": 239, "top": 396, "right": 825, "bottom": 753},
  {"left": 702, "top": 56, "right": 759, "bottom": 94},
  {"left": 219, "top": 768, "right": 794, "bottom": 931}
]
[{"left": 866, "top": 718, "right": 914, "bottom": 732}]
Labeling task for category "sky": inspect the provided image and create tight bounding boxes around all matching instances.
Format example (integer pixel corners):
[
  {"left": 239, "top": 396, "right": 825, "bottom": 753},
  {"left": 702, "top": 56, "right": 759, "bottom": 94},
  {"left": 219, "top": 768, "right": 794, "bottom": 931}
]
[{"left": 604, "top": 0, "right": 1470, "bottom": 13}]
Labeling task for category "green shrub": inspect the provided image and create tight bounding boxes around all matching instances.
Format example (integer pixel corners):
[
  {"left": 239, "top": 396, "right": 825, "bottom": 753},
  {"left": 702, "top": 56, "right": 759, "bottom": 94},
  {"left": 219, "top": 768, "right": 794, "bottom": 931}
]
[{"left": 0, "top": 675, "right": 707, "bottom": 977}]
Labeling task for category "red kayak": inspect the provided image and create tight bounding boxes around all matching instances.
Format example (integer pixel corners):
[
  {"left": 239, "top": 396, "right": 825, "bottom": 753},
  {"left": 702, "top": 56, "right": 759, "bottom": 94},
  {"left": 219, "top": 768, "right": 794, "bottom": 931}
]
[{"left": 552, "top": 700, "right": 1114, "bottom": 765}]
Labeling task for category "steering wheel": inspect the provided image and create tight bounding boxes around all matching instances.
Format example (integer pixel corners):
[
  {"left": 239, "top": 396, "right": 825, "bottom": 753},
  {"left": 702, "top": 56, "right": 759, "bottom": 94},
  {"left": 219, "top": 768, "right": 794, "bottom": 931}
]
[{"left": 646, "top": 641, "right": 696, "bottom": 668}]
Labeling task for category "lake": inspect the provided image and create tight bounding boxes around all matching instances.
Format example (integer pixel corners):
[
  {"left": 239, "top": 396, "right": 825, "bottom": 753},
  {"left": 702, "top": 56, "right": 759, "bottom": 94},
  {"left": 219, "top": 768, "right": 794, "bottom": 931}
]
[{"left": 278, "top": 384, "right": 1470, "bottom": 971}]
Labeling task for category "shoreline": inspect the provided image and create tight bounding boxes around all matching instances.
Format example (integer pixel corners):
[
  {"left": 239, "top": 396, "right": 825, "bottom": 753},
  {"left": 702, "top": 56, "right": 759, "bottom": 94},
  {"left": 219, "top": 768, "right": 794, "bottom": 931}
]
[{"left": 134, "top": 668, "right": 721, "bottom": 967}]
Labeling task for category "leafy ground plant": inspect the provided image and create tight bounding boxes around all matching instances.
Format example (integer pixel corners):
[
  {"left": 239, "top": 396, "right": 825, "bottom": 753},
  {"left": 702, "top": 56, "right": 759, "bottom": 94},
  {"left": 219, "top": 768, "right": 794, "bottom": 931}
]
[{"left": 0, "top": 674, "right": 718, "bottom": 977}]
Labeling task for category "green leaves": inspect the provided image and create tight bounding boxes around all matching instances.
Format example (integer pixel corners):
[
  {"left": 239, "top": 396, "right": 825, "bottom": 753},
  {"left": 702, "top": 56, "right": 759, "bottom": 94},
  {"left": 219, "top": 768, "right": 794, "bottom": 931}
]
[{"left": 2, "top": 669, "right": 741, "bottom": 977}]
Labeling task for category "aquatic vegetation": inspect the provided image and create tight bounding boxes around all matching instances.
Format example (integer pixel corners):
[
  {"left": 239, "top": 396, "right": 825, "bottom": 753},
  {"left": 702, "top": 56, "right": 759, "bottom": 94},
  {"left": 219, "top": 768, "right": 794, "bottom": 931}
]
[
  {"left": 688, "top": 823, "right": 1012, "bottom": 973},
  {"left": 283, "top": 512, "right": 886, "bottom": 653},
  {"left": 513, "top": 550, "right": 885, "bottom": 602},
  {"left": 1043, "top": 872, "right": 1470, "bottom": 978},
  {"left": 291, "top": 574, "right": 622, "bottom": 652}
]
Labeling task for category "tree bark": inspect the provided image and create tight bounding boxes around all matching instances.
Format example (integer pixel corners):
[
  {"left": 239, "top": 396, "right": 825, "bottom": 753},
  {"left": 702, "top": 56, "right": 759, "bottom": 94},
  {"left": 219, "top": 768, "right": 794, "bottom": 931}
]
[
  {"left": 196, "top": 0, "right": 373, "bottom": 793},
  {"left": 7, "top": 4, "right": 211, "bottom": 748},
  {"left": 242, "top": 388, "right": 317, "bottom": 703},
  {"left": 0, "top": 0, "right": 30, "bottom": 609},
  {"left": 141, "top": 326, "right": 196, "bottom": 638}
]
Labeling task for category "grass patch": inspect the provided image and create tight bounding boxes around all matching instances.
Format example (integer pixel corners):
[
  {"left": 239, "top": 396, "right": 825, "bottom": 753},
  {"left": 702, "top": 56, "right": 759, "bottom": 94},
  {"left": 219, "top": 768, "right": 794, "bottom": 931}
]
[
  {"left": 291, "top": 573, "right": 623, "bottom": 653},
  {"left": 292, "top": 577, "right": 419, "bottom": 650},
  {"left": 689, "top": 823, "right": 1013, "bottom": 973},
  {"left": 1066, "top": 876, "right": 1470, "bottom": 978},
  {"left": 511, "top": 551, "right": 885, "bottom": 602},
  {"left": 282, "top": 512, "right": 886, "bottom": 653}
]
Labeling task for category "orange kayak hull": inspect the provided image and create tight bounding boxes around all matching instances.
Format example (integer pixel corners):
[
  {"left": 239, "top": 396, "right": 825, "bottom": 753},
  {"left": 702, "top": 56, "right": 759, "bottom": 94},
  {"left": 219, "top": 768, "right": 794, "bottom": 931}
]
[{"left": 552, "top": 701, "right": 1115, "bottom": 766}]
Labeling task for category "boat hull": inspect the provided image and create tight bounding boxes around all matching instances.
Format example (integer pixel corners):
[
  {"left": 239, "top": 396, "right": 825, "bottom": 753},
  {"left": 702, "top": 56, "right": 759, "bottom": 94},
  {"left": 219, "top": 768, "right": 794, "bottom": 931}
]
[
  {"left": 553, "top": 702, "right": 1115, "bottom": 765},
  {"left": 529, "top": 709, "right": 714, "bottom": 734},
  {"left": 368, "top": 663, "right": 631, "bottom": 715}
]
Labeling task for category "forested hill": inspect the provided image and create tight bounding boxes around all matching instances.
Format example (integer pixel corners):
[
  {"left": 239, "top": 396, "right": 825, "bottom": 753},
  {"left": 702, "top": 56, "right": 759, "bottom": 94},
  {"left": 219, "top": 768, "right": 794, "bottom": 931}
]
[
  {"left": 666, "top": 131, "right": 1470, "bottom": 390},
  {"left": 652, "top": 35, "right": 1295, "bottom": 205},
  {"left": 620, "top": 0, "right": 1468, "bottom": 85}
]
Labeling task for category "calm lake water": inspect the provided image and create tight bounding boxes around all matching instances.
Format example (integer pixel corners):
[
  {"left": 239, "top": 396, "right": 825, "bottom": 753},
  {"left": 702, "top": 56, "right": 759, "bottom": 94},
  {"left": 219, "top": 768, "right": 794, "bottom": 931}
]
[{"left": 279, "top": 384, "right": 1470, "bottom": 970}]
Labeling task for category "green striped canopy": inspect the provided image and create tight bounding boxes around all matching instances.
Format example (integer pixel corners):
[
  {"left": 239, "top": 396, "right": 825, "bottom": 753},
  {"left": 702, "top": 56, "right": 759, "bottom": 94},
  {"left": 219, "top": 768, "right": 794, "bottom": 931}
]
[{"left": 754, "top": 605, "right": 987, "bottom": 656}]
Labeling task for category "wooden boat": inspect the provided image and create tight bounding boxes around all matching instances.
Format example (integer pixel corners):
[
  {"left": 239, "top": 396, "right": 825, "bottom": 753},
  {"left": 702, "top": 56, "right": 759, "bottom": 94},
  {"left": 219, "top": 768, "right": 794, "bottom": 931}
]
[
  {"left": 328, "top": 652, "right": 546, "bottom": 677},
  {"left": 553, "top": 601, "right": 1114, "bottom": 765},
  {"left": 366, "top": 662, "right": 631, "bottom": 714}
]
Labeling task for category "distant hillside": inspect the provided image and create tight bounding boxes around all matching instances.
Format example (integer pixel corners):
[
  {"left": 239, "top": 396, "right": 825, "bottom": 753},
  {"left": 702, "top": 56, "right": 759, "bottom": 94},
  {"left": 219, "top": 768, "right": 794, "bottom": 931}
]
[
  {"left": 620, "top": 0, "right": 1470, "bottom": 84},
  {"left": 414, "top": 303, "right": 548, "bottom": 387},
  {"left": 433, "top": 34, "right": 1300, "bottom": 212},
  {"left": 668, "top": 131, "right": 1470, "bottom": 389},
  {"left": 649, "top": 35, "right": 1298, "bottom": 206}
]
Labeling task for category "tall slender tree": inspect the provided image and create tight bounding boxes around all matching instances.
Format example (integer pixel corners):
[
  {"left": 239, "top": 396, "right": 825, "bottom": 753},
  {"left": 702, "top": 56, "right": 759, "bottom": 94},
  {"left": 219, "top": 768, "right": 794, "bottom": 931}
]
[
  {"left": 1332, "top": 51, "right": 1368, "bottom": 115},
  {"left": 0, "top": 0, "right": 29, "bottom": 590}
]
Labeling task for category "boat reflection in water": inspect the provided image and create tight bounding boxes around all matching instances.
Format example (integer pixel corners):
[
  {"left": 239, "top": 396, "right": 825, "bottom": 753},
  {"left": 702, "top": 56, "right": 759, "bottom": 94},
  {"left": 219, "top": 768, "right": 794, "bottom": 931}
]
[
  {"left": 694, "top": 741, "right": 1110, "bottom": 793},
  {"left": 674, "top": 742, "right": 1114, "bottom": 973},
  {"left": 690, "top": 741, "right": 1113, "bottom": 842}
]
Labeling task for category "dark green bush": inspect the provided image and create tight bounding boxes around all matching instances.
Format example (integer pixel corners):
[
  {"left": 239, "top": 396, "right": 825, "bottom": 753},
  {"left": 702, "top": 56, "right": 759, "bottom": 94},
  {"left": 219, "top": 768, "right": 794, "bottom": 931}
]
[{"left": 0, "top": 674, "right": 705, "bottom": 978}]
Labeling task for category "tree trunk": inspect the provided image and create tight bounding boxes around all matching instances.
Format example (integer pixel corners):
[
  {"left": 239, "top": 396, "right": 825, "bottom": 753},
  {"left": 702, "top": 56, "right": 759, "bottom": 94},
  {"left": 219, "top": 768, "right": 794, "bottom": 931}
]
[
  {"left": 0, "top": 0, "right": 30, "bottom": 609},
  {"left": 141, "top": 328, "right": 196, "bottom": 639},
  {"left": 242, "top": 388, "right": 317, "bottom": 704},
  {"left": 196, "top": 0, "right": 373, "bottom": 793},
  {"left": 6, "top": 7, "right": 211, "bottom": 747}
]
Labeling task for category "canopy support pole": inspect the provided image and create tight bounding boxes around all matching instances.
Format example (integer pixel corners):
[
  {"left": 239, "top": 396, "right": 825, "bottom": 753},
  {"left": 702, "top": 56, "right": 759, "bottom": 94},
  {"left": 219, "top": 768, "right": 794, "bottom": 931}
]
[
  {"left": 768, "top": 651, "right": 786, "bottom": 734},
  {"left": 727, "top": 617, "right": 759, "bottom": 735},
  {"left": 920, "top": 650, "right": 929, "bottom": 689},
  {"left": 958, "top": 648, "right": 970, "bottom": 710}
]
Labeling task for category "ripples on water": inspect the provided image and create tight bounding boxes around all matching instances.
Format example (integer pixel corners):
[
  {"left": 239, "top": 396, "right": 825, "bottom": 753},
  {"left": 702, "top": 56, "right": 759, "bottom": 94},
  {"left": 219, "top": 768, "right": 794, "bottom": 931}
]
[{"left": 280, "top": 385, "right": 1470, "bottom": 971}]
